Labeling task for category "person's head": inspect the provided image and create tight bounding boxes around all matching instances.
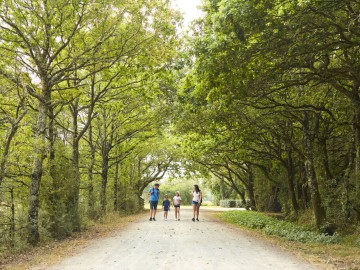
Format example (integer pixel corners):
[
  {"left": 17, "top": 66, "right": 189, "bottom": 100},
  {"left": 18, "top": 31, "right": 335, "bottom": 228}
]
[
  {"left": 154, "top": 183, "right": 160, "bottom": 189},
  {"left": 194, "top": 185, "right": 200, "bottom": 193},
  {"left": 175, "top": 191, "right": 180, "bottom": 196},
  {"left": 165, "top": 194, "right": 168, "bottom": 199}
]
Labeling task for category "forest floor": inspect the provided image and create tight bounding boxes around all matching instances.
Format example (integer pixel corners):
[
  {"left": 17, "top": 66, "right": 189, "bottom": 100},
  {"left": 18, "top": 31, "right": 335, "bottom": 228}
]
[{"left": 1, "top": 207, "right": 359, "bottom": 270}]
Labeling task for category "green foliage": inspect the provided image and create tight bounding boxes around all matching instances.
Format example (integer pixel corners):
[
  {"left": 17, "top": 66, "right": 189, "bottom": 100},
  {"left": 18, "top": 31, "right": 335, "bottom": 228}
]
[
  {"left": 175, "top": 0, "right": 360, "bottom": 230},
  {"left": 0, "top": 0, "right": 181, "bottom": 251},
  {"left": 154, "top": 181, "right": 194, "bottom": 205},
  {"left": 356, "top": 238, "right": 360, "bottom": 248},
  {"left": 220, "top": 211, "right": 341, "bottom": 244},
  {"left": 219, "top": 200, "right": 246, "bottom": 208}
]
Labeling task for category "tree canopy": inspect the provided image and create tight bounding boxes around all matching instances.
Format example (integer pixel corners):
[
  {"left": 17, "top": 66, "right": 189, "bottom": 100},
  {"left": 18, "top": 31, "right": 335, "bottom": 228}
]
[{"left": 1, "top": 0, "right": 360, "bottom": 250}]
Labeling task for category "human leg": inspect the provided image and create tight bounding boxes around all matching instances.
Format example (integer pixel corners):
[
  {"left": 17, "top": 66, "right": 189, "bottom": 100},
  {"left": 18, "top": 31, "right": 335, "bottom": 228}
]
[
  {"left": 192, "top": 202, "right": 197, "bottom": 221},
  {"left": 152, "top": 201, "right": 158, "bottom": 220},
  {"left": 175, "top": 205, "right": 180, "bottom": 220},
  {"left": 149, "top": 201, "right": 154, "bottom": 220}
]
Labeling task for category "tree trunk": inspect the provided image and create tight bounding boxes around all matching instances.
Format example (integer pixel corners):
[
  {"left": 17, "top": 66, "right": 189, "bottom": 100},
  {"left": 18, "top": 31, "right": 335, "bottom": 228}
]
[
  {"left": 318, "top": 136, "right": 333, "bottom": 181},
  {"left": 28, "top": 96, "right": 48, "bottom": 245},
  {"left": 66, "top": 101, "right": 81, "bottom": 230},
  {"left": 353, "top": 106, "right": 360, "bottom": 220},
  {"left": 10, "top": 187, "right": 15, "bottom": 248},
  {"left": 114, "top": 161, "right": 120, "bottom": 211},
  {"left": 0, "top": 123, "right": 19, "bottom": 188},
  {"left": 267, "top": 187, "right": 282, "bottom": 213},
  {"left": 238, "top": 190, "right": 247, "bottom": 207},
  {"left": 100, "top": 142, "right": 110, "bottom": 214},
  {"left": 246, "top": 165, "right": 257, "bottom": 211},
  {"left": 285, "top": 147, "right": 300, "bottom": 214},
  {"left": 87, "top": 124, "right": 96, "bottom": 216},
  {"left": 48, "top": 105, "right": 63, "bottom": 238},
  {"left": 0, "top": 83, "right": 27, "bottom": 188},
  {"left": 219, "top": 178, "right": 225, "bottom": 200},
  {"left": 303, "top": 111, "right": 326, "bottom": 228},
  {"left": 70, "top": 95, "right": 95, "bottom": 227},
  {"left": 71, "top": 139, "right": 81, "bottom": 230}
]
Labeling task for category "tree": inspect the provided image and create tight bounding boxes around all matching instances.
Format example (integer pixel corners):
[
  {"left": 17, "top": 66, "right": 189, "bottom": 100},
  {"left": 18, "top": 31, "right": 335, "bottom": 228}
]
[
  {"left": 0, "top": 0, "right": 180, "bottom": 245},
  {"left": 175, "top": 0, "right": 360, "bottom": 228}
]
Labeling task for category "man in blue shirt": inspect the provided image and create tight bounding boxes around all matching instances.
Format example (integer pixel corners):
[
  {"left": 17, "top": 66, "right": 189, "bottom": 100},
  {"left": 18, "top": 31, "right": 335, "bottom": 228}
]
[{"left": 148, "top": 183, "right": 160, "bottom": 221}]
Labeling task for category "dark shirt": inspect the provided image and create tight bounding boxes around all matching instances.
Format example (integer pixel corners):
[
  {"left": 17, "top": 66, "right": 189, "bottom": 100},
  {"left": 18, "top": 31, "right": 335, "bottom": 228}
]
[{"left": 162, "top": 199, "right": 170, "bottom": 210}]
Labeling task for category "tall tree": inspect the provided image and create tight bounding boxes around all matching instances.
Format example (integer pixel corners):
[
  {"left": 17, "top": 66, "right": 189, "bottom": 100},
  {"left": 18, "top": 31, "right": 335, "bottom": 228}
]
[{"left": 0, "top": 0, "right": 180, "bottom": 245}]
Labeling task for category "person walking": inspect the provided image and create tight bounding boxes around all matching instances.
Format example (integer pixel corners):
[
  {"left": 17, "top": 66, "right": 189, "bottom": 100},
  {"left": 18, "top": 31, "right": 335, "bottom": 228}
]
[
  {"left": 173, "top": 191, "right": 181, "bottom": 221},
  {"left": 162, "top": 194, "right": 170, "bottom": 221},
  {"left": 148, "top": 183, "right": 160, "bottom": 221},
  {"left": 192, "top": 185, "right": 202, "bottom": 222}
]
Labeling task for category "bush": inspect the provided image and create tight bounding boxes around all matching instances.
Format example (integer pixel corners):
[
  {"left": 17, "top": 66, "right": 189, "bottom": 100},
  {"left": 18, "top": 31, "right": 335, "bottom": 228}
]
[
  {"left": 219, "top": 210, "right": 341, "bottom": 244},
  {"left": 356, "top": 238, "right": 360, "bottom": 248},
  {"left": 219, "top": 200, "right": 245, "bottom": 208},
  {"left": 153, "top": 182, "right": 194, "bottom": 205}
]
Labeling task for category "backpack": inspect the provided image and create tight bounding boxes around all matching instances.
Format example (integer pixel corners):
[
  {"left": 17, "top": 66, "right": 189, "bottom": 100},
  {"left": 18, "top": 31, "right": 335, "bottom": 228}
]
[{"left": 149, "top": 188, "right": 160, "bottom": 200}]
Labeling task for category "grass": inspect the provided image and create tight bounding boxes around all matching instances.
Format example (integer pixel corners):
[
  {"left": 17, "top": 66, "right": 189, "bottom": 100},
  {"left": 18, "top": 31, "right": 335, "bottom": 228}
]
[{"left": 217, "top": 210, "right": 360, "bottom": 270}]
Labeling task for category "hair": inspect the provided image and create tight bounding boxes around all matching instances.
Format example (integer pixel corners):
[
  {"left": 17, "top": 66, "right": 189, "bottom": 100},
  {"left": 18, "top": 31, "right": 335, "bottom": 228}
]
[
  {"left": 175, "top": 191, "right": 180, "bottom": 196},
  {"left": 194, "top": 185, "right": 200, "bottom": 193},
  {"left": 165, "top": 194, "right": 168, "bottom": 198},
  {"left": 154, "top": 183, "right": 159, "bottom": 187}
]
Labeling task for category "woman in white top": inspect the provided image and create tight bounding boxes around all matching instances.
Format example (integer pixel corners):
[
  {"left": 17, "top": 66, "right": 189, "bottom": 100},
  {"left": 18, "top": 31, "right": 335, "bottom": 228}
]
[
  {"left": 192, "top": 185, "right": 202, "bottom": 221},
  {"left": 173, "top": 191, "right": 181, "bottom": 221}
]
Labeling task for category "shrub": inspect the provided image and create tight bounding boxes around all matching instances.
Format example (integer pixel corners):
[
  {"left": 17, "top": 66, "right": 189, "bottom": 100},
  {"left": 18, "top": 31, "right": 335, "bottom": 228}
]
[
  {"left": 356, "top": 238, "right": 360, "bottom": 248},
  {"left": 219, "top": 210, "right": 341, "bottom": 244},
  {"left": 220, "top": 200, "right": 245, "bottom": 208}
]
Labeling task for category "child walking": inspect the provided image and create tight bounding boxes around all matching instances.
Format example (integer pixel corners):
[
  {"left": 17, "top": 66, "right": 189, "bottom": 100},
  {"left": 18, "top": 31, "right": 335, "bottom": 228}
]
[
  {"left": 162, "top": 195, "right": 170, "bottom": 221},
  {"left": 173, "top": 191, "right": 181, "bottom": 221}
]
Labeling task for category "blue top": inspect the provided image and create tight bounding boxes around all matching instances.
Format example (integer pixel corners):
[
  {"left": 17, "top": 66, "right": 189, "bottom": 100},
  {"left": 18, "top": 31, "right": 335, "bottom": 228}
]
[
  {"left": 162, "top": 199, "right": 170, "bottom": 209},
  {"left": 149, "top": 188, "right": 160, "bottom": 201}
]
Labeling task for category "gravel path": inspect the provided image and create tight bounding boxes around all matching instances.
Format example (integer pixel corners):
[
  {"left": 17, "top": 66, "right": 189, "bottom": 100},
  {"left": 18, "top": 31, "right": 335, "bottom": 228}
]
[{"left": 49, "top": 207, "right": 318, "bottom": 270}]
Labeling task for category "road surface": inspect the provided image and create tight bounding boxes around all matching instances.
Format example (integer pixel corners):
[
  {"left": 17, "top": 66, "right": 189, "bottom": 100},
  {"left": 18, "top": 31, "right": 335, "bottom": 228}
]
[{"left": 49, "top": 207, "right": 318, "bottom": 270}]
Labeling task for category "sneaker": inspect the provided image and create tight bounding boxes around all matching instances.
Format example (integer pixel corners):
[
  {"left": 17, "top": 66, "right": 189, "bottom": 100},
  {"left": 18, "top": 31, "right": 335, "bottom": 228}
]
[
  {"left": 149, "top": 217, "right": 152, "bottom": 221},
  {"left": 178, "top": 219, "right": 180, "bottom": 221},
  {"left": 192, "top": 218, "right": 195, "bottom": 222},
  {"left": 153, "top": 218, "right": 156, "bottom": 221},
  {"left": 196, "top": 218, "right": 199, "bottom": 221}
]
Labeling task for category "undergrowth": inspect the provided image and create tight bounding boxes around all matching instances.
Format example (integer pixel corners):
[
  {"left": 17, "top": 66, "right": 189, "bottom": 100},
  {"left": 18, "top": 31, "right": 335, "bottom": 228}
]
[{"left": 219, "top": 210, "right": 341, "bottom": 244}]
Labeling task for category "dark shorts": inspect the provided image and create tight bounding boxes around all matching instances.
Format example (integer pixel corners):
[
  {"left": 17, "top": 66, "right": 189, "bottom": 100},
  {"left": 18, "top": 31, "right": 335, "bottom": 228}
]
[
  {"left": 164, "top": 207, "right": 169, "bottom": 211},
  {"left": 150, "top": 200, "right": 158, "bottom": 210},
  {"left": 174, "top": 204, "right": 180, "bottom": 208},
  {"left": 192, "top": 201, "right": 199, "bottom": 205}
]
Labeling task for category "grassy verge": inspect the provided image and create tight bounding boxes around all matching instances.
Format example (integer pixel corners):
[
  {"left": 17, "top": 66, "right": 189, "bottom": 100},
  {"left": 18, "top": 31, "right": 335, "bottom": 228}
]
[
  {"left": 217, "top": 210, "right": 360, "bottom": 270},
  {"left": 0, "top": 211, "right": 146, "bottom": 270}
]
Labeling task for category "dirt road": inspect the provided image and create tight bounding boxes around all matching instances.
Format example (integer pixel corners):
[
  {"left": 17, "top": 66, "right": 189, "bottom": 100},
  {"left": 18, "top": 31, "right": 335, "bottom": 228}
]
[{"left": 49, "top": 207, "right": 318, "bottom": 270}]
